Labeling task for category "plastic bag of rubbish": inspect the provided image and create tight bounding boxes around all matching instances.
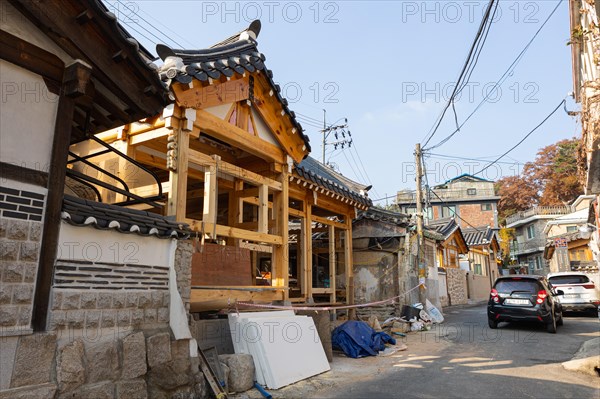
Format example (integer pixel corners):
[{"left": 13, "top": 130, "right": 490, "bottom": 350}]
[
  {"left": 419, "top": 310, "right": 432, "bottom": 323},
  {"left": 426, "top": 299, "right": 444, "bottom": 324},
  {"left": 410, "top": 321, "right": 424, "bottom": 331}
]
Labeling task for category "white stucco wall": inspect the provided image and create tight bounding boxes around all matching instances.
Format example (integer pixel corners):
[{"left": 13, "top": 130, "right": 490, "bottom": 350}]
[
  {"left": 57, "top": 223, "right": 172, "bottom": 266},
  {"left": 0, "top": 60, "right": 58, "bottom": 171}
]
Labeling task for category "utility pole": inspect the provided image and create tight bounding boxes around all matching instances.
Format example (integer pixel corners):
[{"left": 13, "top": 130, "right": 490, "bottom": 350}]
[
  {"left": 320, "top": 112, "right": 351, "bottom": 165},
  {"left": 415, "top": 143, "right": 427, "bottom": 305},
  {"left": 322, "top": 109, "right": 326, "bottom": 164}
]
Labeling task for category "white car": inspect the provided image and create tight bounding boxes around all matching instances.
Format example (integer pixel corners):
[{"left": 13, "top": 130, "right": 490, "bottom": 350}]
[{"left": 548, "top": 272, "right": 600, "bottom": 314}]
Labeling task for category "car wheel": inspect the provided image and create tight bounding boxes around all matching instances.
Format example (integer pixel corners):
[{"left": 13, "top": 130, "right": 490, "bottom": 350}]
[
  {"left": 546, "top": 315, "right": 557, "bottom": 333},
  {"left": 488, "top": 318, "right": 498, "bottom": 329}
]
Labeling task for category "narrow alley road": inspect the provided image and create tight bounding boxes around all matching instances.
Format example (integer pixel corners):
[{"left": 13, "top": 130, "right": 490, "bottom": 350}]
[{"left": 328, "top": 304, "right": 599, "bottom": 399}]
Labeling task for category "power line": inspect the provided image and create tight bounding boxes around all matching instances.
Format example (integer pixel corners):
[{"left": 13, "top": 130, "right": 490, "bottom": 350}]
[
  {"left": 421, "top": 0, "right": 497, "bottom": 148},
  {"left": 427, "top": 153, "right": 526, "bottom": 166},
  {"left": 472, "top": 99, "right": 567, "bottom": 177},
  {"left": 128, "top": 1, "right": 197, "bottom": 48},
  {"left": 425, "top": 0, "right": 563, "bottom": 151},
  {"left": 112, "top": 0, "right": 184, "bottom": 49}
]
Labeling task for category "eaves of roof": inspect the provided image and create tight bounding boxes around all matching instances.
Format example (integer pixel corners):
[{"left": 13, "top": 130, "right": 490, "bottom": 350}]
[{"left": 62, "top": 195, "right": 189, "bottom": 239}]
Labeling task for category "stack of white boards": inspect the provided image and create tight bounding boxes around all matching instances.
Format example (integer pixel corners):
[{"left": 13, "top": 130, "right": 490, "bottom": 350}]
[{"left": 228, "top": 311, "right": 330, "bottom": 389}]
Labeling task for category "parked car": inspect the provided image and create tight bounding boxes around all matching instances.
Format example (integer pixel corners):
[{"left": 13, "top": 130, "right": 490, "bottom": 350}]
[
  {"left": 547, "top": 272, "right": 600, "bottom": 315},
  {"left": 487, "top": 275, "right": 564, "bottom": 333}
]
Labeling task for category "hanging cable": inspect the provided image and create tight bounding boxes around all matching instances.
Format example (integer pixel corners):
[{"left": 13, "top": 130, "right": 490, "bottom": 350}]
[{"left": 472, "top": 98, "right": 566, "bottom": 177}]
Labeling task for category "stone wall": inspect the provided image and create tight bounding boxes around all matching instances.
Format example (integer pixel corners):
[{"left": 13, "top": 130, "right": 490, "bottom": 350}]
[
  {"left": 175, "top": 241, "right": 193, "bottom": 314},
  {"left": 0, "top": 330, "right": 207, "bottom": 399},
  {"left": 48, "top": 289, "right": 170, "bottom": 331},
  {"left": 446, "top": 268, "right": 468, "bottom": 305},
  {"left": 0, "top": 188, "right": 45, "bottom": 335}
]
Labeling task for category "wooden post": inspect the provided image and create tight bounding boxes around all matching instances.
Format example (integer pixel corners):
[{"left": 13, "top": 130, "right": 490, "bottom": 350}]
[
  {"left": 202, "top": 156, "right": 220, "bottom": 233},
  {"left": 32, "top": 60, "right": 91, "bottom": 331},
  {"left": 258, "top": 184, "right": 269, "bottom": 233},
  {"left": 304, "top": 201, "right": 313, "bottom": 301},
  {"left": 166, "top": 105, "right": 190, "bottom": 221},
  {"left": 329, "top": 225, "right": 336, "bottom": 303},
  {"left": 344, "top": 217, "right": 355, "bottom": 319},
  {"left": 227, "top": 178, "right": 243, "bottom": 245},
  {"left": 271, "top": 169, "right": 289, "bottom": 297}
]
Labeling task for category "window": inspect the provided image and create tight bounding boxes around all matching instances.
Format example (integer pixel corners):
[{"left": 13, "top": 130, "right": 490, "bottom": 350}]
[
  {"left": 526, "top": 225, "right": 535, "bottom": 240},
  {"left": 566, "top": 225, "right": 578, "bottom": 232},
  {"left": 481, "top": 203, "right": 492, "bottom": 211},
  {"left": 441, "top": 205, "right": 456, "bottom": 218},
  {"left": 535, "top": 256, "right": 542, "bottom": 269},
  {"left": 467, "top": 188, "right": 477, "bottom": 195},
  {"left": 473, "top": 263, "right": 482, "bottom": 275}
]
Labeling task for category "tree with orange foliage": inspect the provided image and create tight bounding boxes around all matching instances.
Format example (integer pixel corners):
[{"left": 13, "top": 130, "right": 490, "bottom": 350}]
[{"left": 495, "top": 138, "right": 582, "bottom": 225}]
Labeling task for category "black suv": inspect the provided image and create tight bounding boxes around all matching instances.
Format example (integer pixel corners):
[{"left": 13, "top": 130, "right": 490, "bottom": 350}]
[{"left": 487, "top": 275, "right": 564, "bottom": 333}]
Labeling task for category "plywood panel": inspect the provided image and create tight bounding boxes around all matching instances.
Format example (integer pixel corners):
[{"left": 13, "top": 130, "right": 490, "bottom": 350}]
[{"left": 192, "top": 243, "right": 252, "bottom": 286}]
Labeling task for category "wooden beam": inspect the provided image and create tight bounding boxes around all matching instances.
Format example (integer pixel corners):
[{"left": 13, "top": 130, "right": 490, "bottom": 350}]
[
  {"left": 258, "top": 184, "right": 269, "bottom": 234},
  {"left": 329, "top": 225, "right": 336, "bottom": 303},
  {"left": 195, "top": 108, "right": 285, "bottom": 164},
  {"left": 252, "top": 74, "right": 308, "bottom": 163},
  {"left": 288, "top": 208, "right": 304, "bottom": 218},
  {"left": 129, "top": 127, "right": 171, "bottom": 145},
  {"left": 172, "top": 78, "right": 249, "bottom": 109},
  {"left": 187, "top": 148, "right": 282, "bottom": 190},
  {"left": 311, "top": 214, "right": 347, "bottom": 230},
  {"left": 0, "top": 30, "right": 63, "bottom": 87},
  {"left": 239, "top": 241, "right": 273, "bottom": 253},
  {"left": 32, "top": 61, "right": 91, "bottom": 331},
  {"left": 186, "top": 219, "right": 283, "bottom": 245},
  {"left": 190, "top": 287, "right": 284, "bottom": 312}
]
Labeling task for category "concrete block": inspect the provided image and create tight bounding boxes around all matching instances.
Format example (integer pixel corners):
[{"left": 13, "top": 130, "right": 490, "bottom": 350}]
[
  {"left": 56, "top": 340, "right": 85, "bottom": 393},
  {"left": 6, "top": 220, "right": 28, "bottom": 241},
  {"left": 19, "top": 242, "right": 39, "bottom": 262},
  {"left": 11, "top": 333, "right": 57, "bottom": 387},
  {"left": 3, "top": 263, "right": 24, "bottom": 283},
  {"left": 146, "top": 332, "right": 171, "bottom": 369},
  {"left": 122, "top": 332, "right": 147, "bottom": 380},
  {"left": 0, "top": 242, "right": 19, "bottom": 261},
  {"left": 84, "top": 339, "right": 119, "bottom": 383},
  {"left": 116, "top": 378, "right": 147, "bottom": 399}
]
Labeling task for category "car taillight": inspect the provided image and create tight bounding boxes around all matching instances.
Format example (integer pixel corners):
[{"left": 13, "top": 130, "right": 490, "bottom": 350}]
[
  {"left": 582, "top": 283, "right": 595, "bottom": 289},
  {"left": 536, "top": 290, "right": 547, "bottom": 304},
  {"left": 491, "top": 288, "right": 499, "bottom": 303}
]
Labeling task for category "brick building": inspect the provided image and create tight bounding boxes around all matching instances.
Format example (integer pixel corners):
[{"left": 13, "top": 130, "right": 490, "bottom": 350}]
[{"left": 397, "top": 174, "right": 500, "bottom": 228}]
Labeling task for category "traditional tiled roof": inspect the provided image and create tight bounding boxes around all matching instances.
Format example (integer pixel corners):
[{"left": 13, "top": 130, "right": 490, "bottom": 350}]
[
  {"left": 61, "top": 196, "right": 189, "bottom": 239},
  {"left": 155, "top": 20, "right": 310, "bottom": 152},
  {"left": 294, "top": 157, "right": 372, "bottom": 208},
  {"left": 355, "top": 207, "right": 410, "bottom": 227},
  {"left": 428, "top": 218, "right": 461, "bottom": 238},
  {"left": 461, "top": 226, "right": 496, "bottom": 247}
]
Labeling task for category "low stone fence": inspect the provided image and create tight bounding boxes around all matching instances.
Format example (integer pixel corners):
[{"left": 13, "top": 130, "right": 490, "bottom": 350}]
[{"left": 0, "top": 329, "right": 206, "bottom": 399}]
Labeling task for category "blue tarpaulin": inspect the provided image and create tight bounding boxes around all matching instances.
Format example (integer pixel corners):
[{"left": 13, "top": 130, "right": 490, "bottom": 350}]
[{"left": 331, "top": 321, "right": 396, "bottom": 358}]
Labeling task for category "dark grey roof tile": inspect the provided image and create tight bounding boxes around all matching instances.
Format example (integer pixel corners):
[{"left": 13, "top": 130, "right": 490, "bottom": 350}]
[{"left": 62, "top": 195, "right": 189, "bottom": 239}]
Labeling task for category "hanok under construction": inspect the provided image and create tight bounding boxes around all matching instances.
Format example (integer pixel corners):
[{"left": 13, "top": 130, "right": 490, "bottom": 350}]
[{"left": 69, "top": 21, "right": 372, "bottom": 312}]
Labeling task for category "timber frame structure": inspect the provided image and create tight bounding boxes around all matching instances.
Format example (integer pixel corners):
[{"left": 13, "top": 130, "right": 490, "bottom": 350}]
[{"left": 71, "top": 20, "right": 371, "bottom": 311}]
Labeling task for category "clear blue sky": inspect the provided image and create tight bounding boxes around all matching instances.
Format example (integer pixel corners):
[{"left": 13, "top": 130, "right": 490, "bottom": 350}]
[{"left": 106, "top": 0, "right": 578, "bottom": 203}]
